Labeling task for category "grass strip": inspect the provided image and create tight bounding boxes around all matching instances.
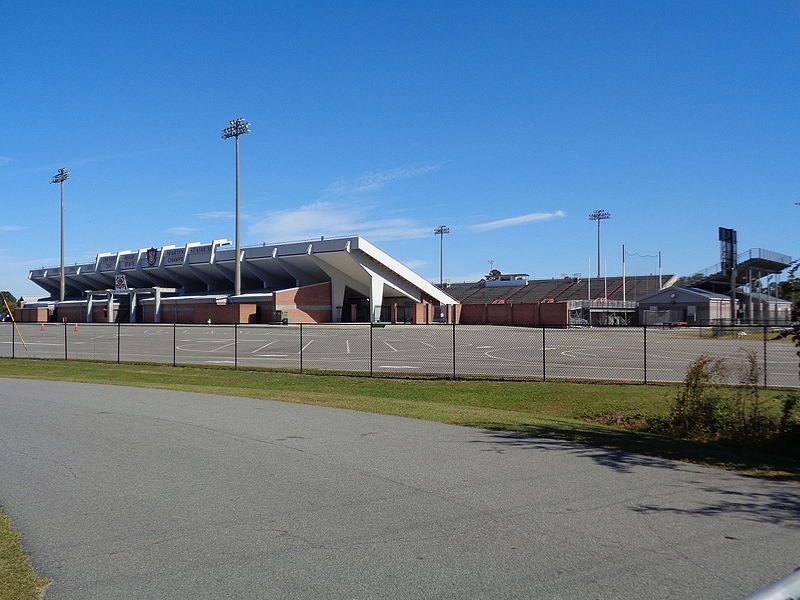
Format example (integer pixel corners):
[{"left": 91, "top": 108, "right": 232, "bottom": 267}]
[
  {"left": 0, "top": 358, "right": 797, "bottom": 479},
  {"left": 0, "top": 508, "right": 50, "bottom": 600}
]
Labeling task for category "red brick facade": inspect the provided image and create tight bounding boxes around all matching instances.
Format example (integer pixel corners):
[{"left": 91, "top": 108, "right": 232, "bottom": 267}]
[{"left": 459, "top": 302, "right": 568, "bottom": 326}]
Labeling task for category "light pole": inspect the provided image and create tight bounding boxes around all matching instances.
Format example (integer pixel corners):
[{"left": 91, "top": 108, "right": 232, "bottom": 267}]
[
  {"left": 221, "top": 117, "right": 251, "bottom": 297},
  {"left": 589, "top": 210, "right": 611, "bottom": 278},
  {"left": 50, "top": 168, "right": 70, "bottom": 302},
  {"left": 434, "top": 225, "right": 450, "bottom": 286}
]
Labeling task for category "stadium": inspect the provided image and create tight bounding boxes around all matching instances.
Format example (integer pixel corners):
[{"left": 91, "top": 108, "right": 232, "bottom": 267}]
[{"left": 16, "top": 231, "right": 794, "bottom": 327}]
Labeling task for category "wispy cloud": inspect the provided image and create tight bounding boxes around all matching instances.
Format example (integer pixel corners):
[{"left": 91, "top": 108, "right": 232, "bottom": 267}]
[
  {"left": 195, "top": 211, "right": 235, "bottom": 220},
  {"left": 326, "top": 164, "right": 444, "bottom": 196},
  {"left": 248, "top": 201, "right": 430, "bottom": 243},
  {"left": 0, "top": 225, "right": 29, "bottom": 232},
  {"left": 0, "top": 156, "right": 12, "bottom": 167},
  {"left": 165, "top": 226, "right": 200, "bottom": 236},
  {"left": 470, "top": 210, "right": 565, "bottom": 232},
  {"left": 401, "top": 259, "right": 427, "bottom": 269}
]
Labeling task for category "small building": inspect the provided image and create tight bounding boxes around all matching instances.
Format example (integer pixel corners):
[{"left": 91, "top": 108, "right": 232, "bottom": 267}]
[
  {"left": 484, "top": 273, "right": 529, "bottom": 287},
  {"left": 737, "top": 291, "right": 793, "bottom": 324},
  {"left": 638, "top": 286, "right": 733, "bottom": 325}
]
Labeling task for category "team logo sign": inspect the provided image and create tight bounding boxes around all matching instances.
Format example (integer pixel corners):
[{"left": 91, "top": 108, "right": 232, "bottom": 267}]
[{"left": 146, "top": 247, "right": 158, "bottom": 267}]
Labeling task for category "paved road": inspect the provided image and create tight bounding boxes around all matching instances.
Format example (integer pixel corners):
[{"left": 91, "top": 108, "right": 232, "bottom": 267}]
[
  {"left": 3, "top": 322, "right": 798, "bottom": 387},
  {"left": 0, "top": 379, "right": 797, "bottom": 599}
]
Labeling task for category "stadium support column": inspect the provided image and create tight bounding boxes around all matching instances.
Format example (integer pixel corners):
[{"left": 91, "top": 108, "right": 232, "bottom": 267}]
[
  {"left": 86, "top": 292, "right": 93, "bottom": 323},
  {"left": 331, "top": 276, "right": 346, "bottom": 323},
  {"left": 129, "top": 291, "right": 137, "bottom": 323},
  {"left": 154, "top": 288, "right": 162, "bottom": 324},
  {"left": 369, "top": 275, "right": 384, "bottom": 323}
]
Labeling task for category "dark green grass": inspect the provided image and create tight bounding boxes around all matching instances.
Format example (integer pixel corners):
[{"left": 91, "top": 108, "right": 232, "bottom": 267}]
[{"left": 0, "top": 508, "right": 50, "bottom": 600}]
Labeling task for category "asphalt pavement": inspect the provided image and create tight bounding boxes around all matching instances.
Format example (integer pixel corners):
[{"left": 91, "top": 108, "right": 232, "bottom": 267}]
[
  {"left": 3, "top": 322, "right": 798, "bottom": 387},
  {"left": 0, "top": 379, "right": 797, "bottom": 599}
]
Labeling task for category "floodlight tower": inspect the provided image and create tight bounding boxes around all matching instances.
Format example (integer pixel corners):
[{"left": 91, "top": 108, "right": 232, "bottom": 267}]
[
  {"left": 434, "top": 225, "right": 450, "bottom": 285},
  {"left": 221, "top": 117, "right": 251, "bottom": 297},
  {"left": 50, "top": 168, "right": 70, "bottom": 302},
  {"left": 589, "top": 210, "right": 611, "bottom": 279}
]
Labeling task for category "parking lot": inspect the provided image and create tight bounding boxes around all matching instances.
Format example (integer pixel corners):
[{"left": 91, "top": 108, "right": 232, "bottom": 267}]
[{"left": 2, "top": 322, "right": 797, "bottom": 387}]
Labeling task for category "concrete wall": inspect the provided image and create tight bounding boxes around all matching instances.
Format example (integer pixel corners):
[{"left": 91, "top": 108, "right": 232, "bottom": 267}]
[
  {"left": 274, "top": 282, "right": 332, "bottom": 324},
  {"left": 459, "top": 302, "right": 569, "bottom": 327}
]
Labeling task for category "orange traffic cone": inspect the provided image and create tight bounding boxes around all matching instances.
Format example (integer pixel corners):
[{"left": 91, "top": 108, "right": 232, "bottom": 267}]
[
  {"left": 73, "top": 324, "right": 79, "bottom": 332},
  {"left": 40, "top": 323, "right": 45, "bottom": 331}
]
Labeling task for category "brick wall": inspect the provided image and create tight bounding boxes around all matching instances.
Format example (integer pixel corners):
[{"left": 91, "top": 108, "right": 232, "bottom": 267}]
[
  {"left": 274, "top": 282, "right": 332, "bottom": 323},
  {"left": 144, "top": 303, "right": 258, "bottom": 324},
  {"left": 459, "top": 302, "right": 568, "bottom": 326},
  {"left": 14, "top": 307, "right": 49, "bottom": 323}
]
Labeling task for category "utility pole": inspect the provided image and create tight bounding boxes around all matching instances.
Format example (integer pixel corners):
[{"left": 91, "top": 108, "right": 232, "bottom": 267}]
[
  {"left": 50, "top": 168, "right": 70, "bottom": 302},
  {"left": 589, "top": 210, "right": 611, "bottom": 278},
  {"left": 434, "top": 225, "right": 450, "bottom": 285},
  {"left": 221, "top": 117, "right": 251, "bottom": 297}
]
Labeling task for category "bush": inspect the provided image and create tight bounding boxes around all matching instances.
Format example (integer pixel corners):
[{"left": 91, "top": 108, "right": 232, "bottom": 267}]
[{"left": 665, "top": 352, "right": 799, "bottom": 450}]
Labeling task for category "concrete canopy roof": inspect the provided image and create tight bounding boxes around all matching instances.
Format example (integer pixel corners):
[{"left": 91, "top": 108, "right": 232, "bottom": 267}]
[{"left": 29, "top": 236, "right": 458, "bottom": 321}]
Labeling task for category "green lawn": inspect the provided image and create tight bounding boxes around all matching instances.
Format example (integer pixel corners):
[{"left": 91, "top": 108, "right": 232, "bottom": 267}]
[{"left": 0, "top": 509, "right": 50, "bottom": 600}]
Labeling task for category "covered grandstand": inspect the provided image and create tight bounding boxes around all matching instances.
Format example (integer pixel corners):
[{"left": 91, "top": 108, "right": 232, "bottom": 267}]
[{"left": 22, "top": 237, "right": 459, "bottom": 324}]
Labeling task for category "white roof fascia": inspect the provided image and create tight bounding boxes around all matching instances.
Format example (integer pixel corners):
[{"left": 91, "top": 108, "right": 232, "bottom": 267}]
[{"left": 351, "top": 237, "right": 458, "bottom": 304}]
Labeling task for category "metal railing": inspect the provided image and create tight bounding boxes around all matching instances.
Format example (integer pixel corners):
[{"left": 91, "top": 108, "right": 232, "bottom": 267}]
[
  {"left": 3, "top": 322, "right": 797, "bottom": 388},
  {"left": 695, "top": 248, "right": 793, "bottom": 280}
]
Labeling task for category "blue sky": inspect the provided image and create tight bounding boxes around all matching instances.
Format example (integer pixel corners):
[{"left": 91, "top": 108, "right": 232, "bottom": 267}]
[{"left": 2, "top": 1, "right": 799, "bottom": 298}]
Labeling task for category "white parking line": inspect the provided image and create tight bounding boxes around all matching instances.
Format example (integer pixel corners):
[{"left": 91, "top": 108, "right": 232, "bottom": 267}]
[
  {"left": 301, "top": 340, "right": 314, "bottom": 352},
  {"left": 346, "top": 340, "right": 350, "bottom": 354},
  {"left": 379, "top": 365, "right": 420, "bottom": 369},
  {"left": 383, "top": 340, "right": 398, "bottom": 352},
  {"left": 176, "top": 342, "right": 235, "bottom": 353},
  {"left": 420, "top": 341, "right": 435, "bottom": 348},
  {"left": 256, "top": 354, "right": 288, "bottom": 358},
  {"left": 252, "top": 340, "right": 277, "bottom": 353}
]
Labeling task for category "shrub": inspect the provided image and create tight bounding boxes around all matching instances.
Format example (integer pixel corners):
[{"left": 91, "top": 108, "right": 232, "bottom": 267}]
[{"left": 665, "top": 352, "right": 798, "bottom": 449}]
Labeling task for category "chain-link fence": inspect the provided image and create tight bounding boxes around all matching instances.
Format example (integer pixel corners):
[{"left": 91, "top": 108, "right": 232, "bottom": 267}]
[{"left": 2, "top": 322, "right": 797, "bottom": 388}]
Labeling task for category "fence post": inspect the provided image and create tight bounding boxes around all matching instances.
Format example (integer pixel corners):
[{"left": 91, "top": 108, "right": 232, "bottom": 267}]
[
  {"left": 117, "top": 321, "right": 121, "bottom": 364},
  {"left": 452, "top": 322, "right": 456, "bottom": 380},
  {"left": 369, "top": 323, "right": 373, "bottom": 377},
  {"left": 299, "top": 323, "right": 303, "bottom": 373},
  {"left": 234, "top": 323, "right": 238, "bottom": 370},
  {"left": 763, "top": 325, "right": 768, "bottom": 389},
  {"left": 643, "top": 324, "right": 647, "bottom": 384},
  {"left": 64, "top": 321, "right": 68, "bottom": 361},
  {"left": 172, "top": 323, "right": 176, "bottom": 367},
  {"left": 542, "top": 327, "right": 546, "bottom": 381}
]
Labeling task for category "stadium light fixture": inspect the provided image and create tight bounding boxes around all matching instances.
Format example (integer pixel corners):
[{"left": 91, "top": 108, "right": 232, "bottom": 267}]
[
  {"left": 50, "top": 168, "right": 70, "bottom": 303},
  {"left": 434, "top": 225, "right": 450, "bottom": 286},
  {"left": 589, "top": 210, "right": 611, "bottom": 279},
  {"left": 221, "top": 117, "right": 251, "bottom": 297}
]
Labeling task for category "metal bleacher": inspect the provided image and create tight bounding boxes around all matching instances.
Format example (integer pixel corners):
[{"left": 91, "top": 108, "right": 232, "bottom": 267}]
[
  {"left": 441, "top": 275, "right": 674, "bottom": 304},
  {"left": 692, "top": 248, "right": 792, "bottom": 294}
]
